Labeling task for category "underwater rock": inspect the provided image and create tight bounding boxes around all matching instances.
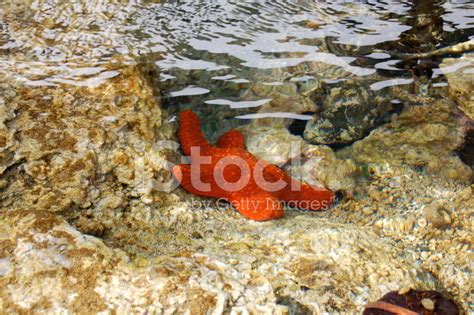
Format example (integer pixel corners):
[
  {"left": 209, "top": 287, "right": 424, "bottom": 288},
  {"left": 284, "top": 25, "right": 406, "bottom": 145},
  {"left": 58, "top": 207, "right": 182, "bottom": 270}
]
[
  {"left": 0, "top": 210, "right": 439, "bottom": 313},
  {"left": 241, "top": 123, "right": 358, "bottom": 192},
  {"left": 0, "top": 211, "right": 278, "bottom": 313},
  {"left": 0, "top": 61, "right": 175, "bottom": 213},
  {"left": 303, "top": 79, "right": 394, "bottom": 145},
  {"left": 340, "top": 96, "right": 472, "bottom": 183},
  {"left": 224, "top": 62, "right": 354, "bottom": 122},
  {"left": 323, "top": 165, "right": 473, "bottom": 311},
  {"left": 441, "top": 53, "right": 474, "bottom": 120},
  {"left": 246, "top": 71, "right": 410, "bottom": 146}
]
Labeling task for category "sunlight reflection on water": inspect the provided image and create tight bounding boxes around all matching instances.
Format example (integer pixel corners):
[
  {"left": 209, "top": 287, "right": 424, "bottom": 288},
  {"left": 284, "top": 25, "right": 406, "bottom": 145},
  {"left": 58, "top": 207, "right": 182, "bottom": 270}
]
[{"left": 0, "top": 0, "right": 473, "bottom": 133}]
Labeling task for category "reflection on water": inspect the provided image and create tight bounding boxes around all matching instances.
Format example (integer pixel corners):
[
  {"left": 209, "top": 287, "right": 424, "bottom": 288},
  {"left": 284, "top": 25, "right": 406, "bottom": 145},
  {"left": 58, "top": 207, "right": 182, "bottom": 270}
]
[{"left": 1, "top": 0, "right": 473, "bottom": 138}]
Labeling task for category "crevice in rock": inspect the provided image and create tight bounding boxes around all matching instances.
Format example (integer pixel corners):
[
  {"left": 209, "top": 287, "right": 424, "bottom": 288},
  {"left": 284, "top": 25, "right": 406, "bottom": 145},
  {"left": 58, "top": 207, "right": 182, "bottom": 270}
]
[
  {"left": 288, "top": 111, "right": 315, "bottom": 137},
  {"left": 275, "top": 295, "right": 312, "bottom": 315},
  {"left": 0, "top": 157, "right": 26, "bottom": 192},
  {"left": 458, "top": 128, "right": 474, "bottom": 168}
]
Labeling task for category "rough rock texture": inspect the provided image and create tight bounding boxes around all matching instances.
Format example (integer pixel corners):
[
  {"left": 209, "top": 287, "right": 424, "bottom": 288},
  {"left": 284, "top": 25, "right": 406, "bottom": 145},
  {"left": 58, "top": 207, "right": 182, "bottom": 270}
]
[
  {"left": 325, "top": 166, "right": 473, "bottom": 311},
  {"left": 241, "top": 123, "right": 358, "bottom": 192},
  {"left": 441, "top": 53, "right": 474, "bottom": 120},
  {"left": 0, "top": 211, "right": 275, "bottom": 313},
  {"left": 340, "top": 96, "right": 472, "bottom": 183},
  {"left": 239, "top": 93, "right": 473, "bottom": 312},
  {"left": 303, "top": 79, "right": 393, "bottom": 145},
  {"left": 0, "top": 62, "right": 175, "bottom": 213},
  {"left": 0, "top": 210, "right": 438, "bottom": 314}
]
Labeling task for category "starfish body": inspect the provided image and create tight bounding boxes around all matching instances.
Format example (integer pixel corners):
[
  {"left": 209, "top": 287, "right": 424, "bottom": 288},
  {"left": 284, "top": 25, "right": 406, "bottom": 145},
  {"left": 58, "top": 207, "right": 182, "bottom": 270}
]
[{"left": 173, "top": 110, "right": 334, "bottom": 221}]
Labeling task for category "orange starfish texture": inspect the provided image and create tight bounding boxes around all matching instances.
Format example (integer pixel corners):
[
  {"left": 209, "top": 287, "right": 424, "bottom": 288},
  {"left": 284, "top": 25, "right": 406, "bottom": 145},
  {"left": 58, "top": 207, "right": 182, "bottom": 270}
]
[{"left": 173, "top": 110, "right": 334, "bottom": 221}]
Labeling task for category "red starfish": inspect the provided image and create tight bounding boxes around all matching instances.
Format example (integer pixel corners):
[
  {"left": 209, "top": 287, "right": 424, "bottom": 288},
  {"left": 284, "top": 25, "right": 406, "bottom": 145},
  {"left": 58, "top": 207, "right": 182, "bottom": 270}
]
[{"left": 173, "top": 110, "right": 334, "bottom": 221}]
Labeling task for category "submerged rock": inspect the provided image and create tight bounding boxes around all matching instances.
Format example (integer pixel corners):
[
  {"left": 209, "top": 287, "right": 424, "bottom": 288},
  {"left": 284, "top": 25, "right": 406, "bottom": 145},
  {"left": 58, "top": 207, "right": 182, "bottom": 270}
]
[
  {"left": 340, "top": 96, "right": 472, "bottom": 183},
  {"left": 0, "top": 211, "right": 277, "bottom": 313},
  {"left": 0, "top": 210, "right": 439, "bottom": 313},
  {"left": 303, "top": 79, "right": 394, "bottom": 145},
  {"left": 324, "top": 164, "right": 473, "bottom": 311},
  {"left": 441, "top": 53, "right": 474, "bottom": 169},
  {"left": 0, "top": 61, "right": 175, "bottom": 213},
  {"left": 0, "top": 2, "right": 472, "bottom": 313},
  {"left": 241, "top": 123, "right": 358, "bottom": 192},
  {"left": 0, "top": 70, "right": 471, "bottom": 313},
  {"left": 441, "top": 53, "right": 474, "bottom": 120}
]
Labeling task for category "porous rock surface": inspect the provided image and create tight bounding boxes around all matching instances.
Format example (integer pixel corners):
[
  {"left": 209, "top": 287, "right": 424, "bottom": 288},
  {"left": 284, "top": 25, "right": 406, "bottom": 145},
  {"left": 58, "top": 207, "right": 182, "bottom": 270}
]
[
  {"left": 441, "top": 53, "right": 474, "bottom": 120},
  {"left": 341, "top": 95, "right": 472, "bottom": 183},
  {"left": 0, "top": 62, "right": 174, "bottom": 213},
  {"left": 0, "top": 210, "right": 438, "bottom": 313}
]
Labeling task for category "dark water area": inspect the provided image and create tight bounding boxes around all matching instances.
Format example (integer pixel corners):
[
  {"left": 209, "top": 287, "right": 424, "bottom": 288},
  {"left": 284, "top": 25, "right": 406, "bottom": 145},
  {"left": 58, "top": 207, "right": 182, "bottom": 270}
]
[{"left": 1, "top": 0, "right": 473, "bottom": 141}]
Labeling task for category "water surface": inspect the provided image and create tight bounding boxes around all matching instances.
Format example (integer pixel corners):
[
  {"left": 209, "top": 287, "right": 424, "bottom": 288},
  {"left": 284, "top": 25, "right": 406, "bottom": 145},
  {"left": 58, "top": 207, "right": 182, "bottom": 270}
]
[{"left": 1, "top": 0, "right": 473, "bottom": 137}]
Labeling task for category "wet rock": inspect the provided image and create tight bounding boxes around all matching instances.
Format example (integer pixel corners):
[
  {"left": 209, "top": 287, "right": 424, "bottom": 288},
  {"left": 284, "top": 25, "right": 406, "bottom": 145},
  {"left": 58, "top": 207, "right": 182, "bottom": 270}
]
[
  {"left": 0, "top": 211, "right": 278, "bottom": 313},
  {"left": 324, "top": 165, "right": 473, "bottom": 311},
  {"left": 0, "top": 209, "right": 441, "bottom": 313},
  {"left": 0, "top": 61, "right": 175, "bottom": 213},
  {"left": 233, "top": 63, "right": 354, "bottom": 120},
  {"left": 303, "top": 80, "right": 394, "bottom": 145},
  {"left": 202, "top": 213, "right": 439, "bottom": 313},
  {"left": 340, "top": 96, "right": 472, "bottom": 183},
  {"left": 455, "top": 76, "right": 474, "bottom": 166},
  {"left": 241, "top": 124, "right": 358, "bottom": 192},
  {"left": 441, "top": 53, "right": 474, "bottom": 120}
]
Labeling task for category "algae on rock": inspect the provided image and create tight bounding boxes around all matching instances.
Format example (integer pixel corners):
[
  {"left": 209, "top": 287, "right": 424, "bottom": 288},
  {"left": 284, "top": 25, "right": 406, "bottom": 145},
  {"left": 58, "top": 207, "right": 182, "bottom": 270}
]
[
  {"left": 0, "top": 62, "right": 175, "bottom": 213},
  {"left": 0, "top": 209, "right": 439, "bottom": 313},
  {"left": 340, "top": 96, "right": 472, "bottom": 183},
  {"left": 441, "top": 53, "right": 474, "bottom": 120}
]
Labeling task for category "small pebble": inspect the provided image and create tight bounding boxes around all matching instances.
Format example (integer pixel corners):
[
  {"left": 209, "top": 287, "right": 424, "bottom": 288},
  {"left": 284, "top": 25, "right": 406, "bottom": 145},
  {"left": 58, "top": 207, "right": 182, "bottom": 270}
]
[
  {"left": 398, "top": 286, "right": 412, "bottom": 295},
  {"left": 362, "top": 207, "right": 374, "bottom": 215},
  {"left": 421, "top": 298, "right": 435, "bottom": 311},
  {"left": 423, "top": 201, "right": 451, "bottom": 228}
]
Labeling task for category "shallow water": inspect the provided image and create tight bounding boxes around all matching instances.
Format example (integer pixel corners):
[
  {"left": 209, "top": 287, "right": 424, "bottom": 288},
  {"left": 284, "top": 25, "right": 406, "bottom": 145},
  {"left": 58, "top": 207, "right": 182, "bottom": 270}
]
[
  {"left": 1, "top": 2, "right": 474, "bottom": 312},
  {"left": 1, "top": 0, "right": 474, "bottom": 138}
]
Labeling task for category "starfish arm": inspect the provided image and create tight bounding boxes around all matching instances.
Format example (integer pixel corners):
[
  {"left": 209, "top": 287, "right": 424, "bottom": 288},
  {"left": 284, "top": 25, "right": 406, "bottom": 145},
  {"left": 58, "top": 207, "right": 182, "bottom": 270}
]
[
  {"left": 261, "top": 163, "right": 288, "bottom": 182},
  {"left": 229, "top": 192, "right": 284, "bottom": 221},
  {"left": 217, "top": 129, "right": 246, "bottom": 149},
  {"left": 279, "top": 178, "right": 334, "bottom": 211},
  {"left": 172, "top": 164, "right": 224, "bottom": 198},
  {"left": 178, "top": 110, "right": 213, "bottom": 156}
]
